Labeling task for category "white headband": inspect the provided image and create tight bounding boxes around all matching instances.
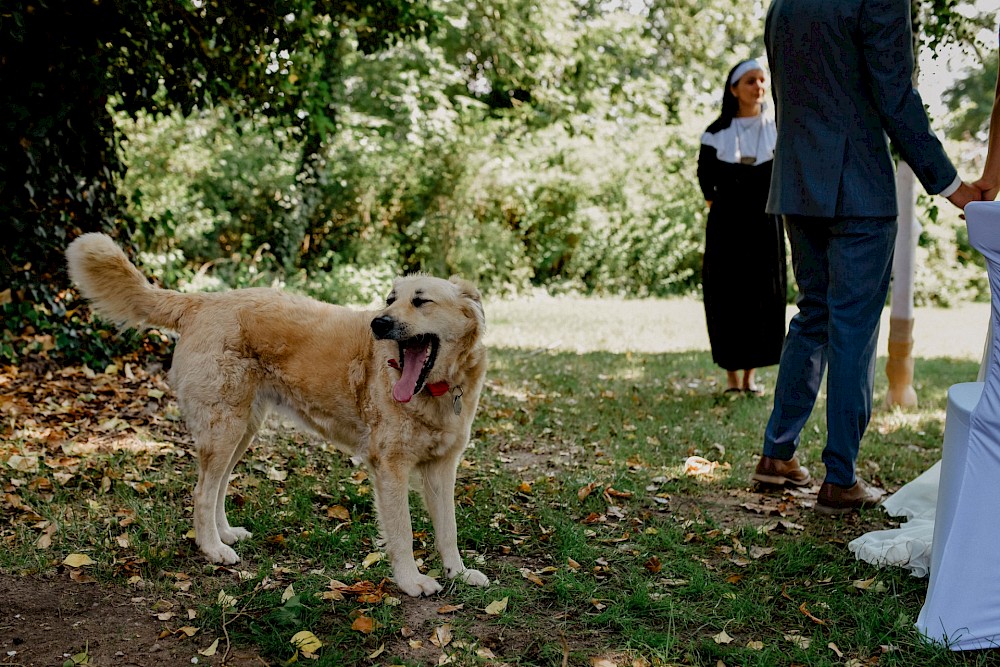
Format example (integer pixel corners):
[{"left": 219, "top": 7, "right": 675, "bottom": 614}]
[{"left": 729, "top": 59, "right": 764, "bottom": 86}]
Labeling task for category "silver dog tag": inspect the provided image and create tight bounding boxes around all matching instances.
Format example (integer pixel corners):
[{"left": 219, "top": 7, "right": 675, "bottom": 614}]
[{"left": 452, "top": 387, "right": 464, "bottom": 416}]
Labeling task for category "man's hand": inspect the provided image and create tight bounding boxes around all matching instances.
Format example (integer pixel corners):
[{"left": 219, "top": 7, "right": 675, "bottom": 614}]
[{"left": 946, "top": 181, "right": 983, "bottom": 211}]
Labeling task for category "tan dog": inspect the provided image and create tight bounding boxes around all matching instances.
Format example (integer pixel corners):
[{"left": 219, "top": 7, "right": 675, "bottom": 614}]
[{"left": 65, "top": 233, "right": 489, "bottom": 596}]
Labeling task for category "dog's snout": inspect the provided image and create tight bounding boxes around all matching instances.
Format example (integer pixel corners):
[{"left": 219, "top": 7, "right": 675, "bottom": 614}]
[{"left": 371, "top": 315, "right": 395, "bottom": 339}]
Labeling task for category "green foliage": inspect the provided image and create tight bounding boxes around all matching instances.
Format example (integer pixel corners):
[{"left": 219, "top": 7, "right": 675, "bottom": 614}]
[
  {"left": 0, "top": 0, "right": 436, "bottom": 361},
  {"left": 943, "top": 51, "right": 998, "bottom": 143},
  {"left": 913, "top": 195, "right": 989, "bottom": 306},
  {"left": 1, "top": 0, "right": 990, "bottom": 364},
  {"left": 111, "top": 0, "right": 708, "bottom": 306},
  {"left": 916, "top": 0, "right": 995, "bottom": 55}
]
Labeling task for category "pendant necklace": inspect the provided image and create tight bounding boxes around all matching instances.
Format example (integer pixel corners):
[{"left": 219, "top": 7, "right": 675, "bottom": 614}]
[{"left": 734, "top": 114, "right": 765, "bottom": 165}]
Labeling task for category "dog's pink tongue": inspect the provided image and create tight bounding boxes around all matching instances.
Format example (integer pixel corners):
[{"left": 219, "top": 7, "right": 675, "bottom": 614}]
[{"left": 392, "top": 345, "right": 428, "bottom": 403}]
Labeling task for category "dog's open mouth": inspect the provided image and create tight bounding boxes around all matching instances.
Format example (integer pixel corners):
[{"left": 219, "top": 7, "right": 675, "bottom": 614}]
[{"left": 391, "top": 334, "right": 440, "bottom": 403}]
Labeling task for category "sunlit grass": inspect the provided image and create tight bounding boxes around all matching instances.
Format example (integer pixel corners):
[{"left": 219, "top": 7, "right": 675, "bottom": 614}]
[{"left": 1, "top": 297, "right": 993, "bottom": 665}]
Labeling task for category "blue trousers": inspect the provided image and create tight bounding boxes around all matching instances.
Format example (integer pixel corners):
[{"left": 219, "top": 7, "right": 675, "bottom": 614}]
[{"left": 763, "top": 214, "right": 897, "bottom": 487}]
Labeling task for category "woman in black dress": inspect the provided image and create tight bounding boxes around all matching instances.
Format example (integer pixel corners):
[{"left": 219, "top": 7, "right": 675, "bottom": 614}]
[{"left": 697, "top": 59, "right": 787, "bottom": 395}]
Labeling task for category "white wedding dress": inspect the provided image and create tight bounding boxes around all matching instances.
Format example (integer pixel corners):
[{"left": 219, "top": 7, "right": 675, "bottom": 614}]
[{"left": 850, "top": 201, "right": 1000, "bottom": 650}]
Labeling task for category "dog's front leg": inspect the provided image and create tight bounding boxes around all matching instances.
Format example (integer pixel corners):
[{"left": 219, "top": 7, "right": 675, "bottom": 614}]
[
  {"left": 371, "top": 460, "right": 443, "bottom": 597},
  {"left": 194, "top": 446, "right": 240, "bottom": 564},
  {"left": 420, "top": 456, "right": 489, "bottom": 588}
]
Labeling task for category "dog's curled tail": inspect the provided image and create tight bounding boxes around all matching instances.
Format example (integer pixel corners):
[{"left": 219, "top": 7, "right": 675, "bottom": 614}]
[{"left": 66, "top": 233, "right": 193, "bottom": 332}]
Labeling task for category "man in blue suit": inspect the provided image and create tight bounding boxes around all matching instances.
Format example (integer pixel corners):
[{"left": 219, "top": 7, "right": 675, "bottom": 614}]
[{"left": 750, "top": 0, "right": 981, "bottom": 513}]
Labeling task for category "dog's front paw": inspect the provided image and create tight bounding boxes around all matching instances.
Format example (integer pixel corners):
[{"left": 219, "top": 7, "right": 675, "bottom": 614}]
[
  {"left": 451, "top": 567, "right": 489, "bottom": 587},
  {"left": 395, "top": 573, "right": 443, "bottom": 597},
  {"left": 219, "top": 527, "right": 252, "bottom": 545},
  {"left": 201, "top": 543, "right": 241, "bottom": 565}
]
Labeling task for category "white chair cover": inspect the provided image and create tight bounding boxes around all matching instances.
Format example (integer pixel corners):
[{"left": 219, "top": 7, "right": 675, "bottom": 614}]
[{"left": 914, "top": 200, "right": 1000, "bottom": 650}]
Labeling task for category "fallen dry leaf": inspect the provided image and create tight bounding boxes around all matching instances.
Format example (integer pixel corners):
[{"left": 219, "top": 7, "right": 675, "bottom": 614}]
[
  {"left": 800, "top": 601, "right": 827, "bottom": 625},
  {"left": 217, "top": 590, "right": 237, "bottom": 609},
  {"left": 327, "top": 505, "right": 350, "bottom": 521},
  {"left": 7, "top": 454, "right": 39, "bottom": 473},
  {"left": 590, "top": 658, "right": 617, "bottom": 667},
  {"left": 429, "top": 624, "right": 453, "bottom": 648},
  {"left": 784, "top": 633, "right": 810, "bottom": 649},
  {"left": 658, "top": 578, "right": 689, "bottom": 587},
  {"left": 352, "top": 615, "right": 377, "bottom": 634},
  {"left": 331, "top": 578, "right": 389, "bottom": 603},
  {"left": 35, "top": 522, "right": 56, "bottom": 549},
  {"left": 684, "top": 456, "right": 718, "bottom": 477},
  {"left": 484, "top": 597, "right": 508, "bottom": 615},
  {"left": 69, "top": 569, "right": 97, "bottom": 584},
  {"left": 578, "top": 481, "right": 601, "bottom": 501},
  {"left": 713, "top": 630, "right": 734, "bottom": 645},
  {"left": 520, "top": 568, "right": 544, "bottom": 586},
  {"left": 291, "top": 630, "right": 323, "bottom": 653},
  {"left": 198, "top": 639, "right": 219, "bottom": 656},
  {"left": 63, "top": 553, "right": 95, "bottom": 568}
]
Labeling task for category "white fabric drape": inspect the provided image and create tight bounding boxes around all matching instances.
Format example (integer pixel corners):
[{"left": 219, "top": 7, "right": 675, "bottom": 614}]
[{"left": 851, "top": 202, "right": 1000, "bottom": 650}]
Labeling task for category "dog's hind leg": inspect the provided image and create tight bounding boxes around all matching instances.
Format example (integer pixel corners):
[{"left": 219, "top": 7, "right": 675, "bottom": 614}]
[
  {"left": 370, "top": 461, "right": 443, "bottom": 597},
  {"left": 192, "top": 417, "right": 251, "bottom": 565},
  {"left": 420, "top": 456, "right": 489, "bottom": 588},
  {"left": 216, "top": 402, "right": 266, "bottom": 545}
]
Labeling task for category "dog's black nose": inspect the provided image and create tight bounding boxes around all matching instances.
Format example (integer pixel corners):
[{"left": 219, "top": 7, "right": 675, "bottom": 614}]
[{"left": 371, "top": 316, "right": 395, "bottom": 339}]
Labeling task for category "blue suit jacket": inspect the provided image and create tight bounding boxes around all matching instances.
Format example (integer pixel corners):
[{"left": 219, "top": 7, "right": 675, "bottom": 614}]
[{"left": 764, "top": 0, "right": 958, "bottom": 218}]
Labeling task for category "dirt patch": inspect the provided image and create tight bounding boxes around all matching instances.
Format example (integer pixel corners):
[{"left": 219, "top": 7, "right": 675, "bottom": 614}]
[{"left": 0, "top": 574, "right": 262, "bottom": 667}]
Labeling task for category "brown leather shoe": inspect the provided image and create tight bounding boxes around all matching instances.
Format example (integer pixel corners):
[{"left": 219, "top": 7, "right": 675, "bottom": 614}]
[
  {"left": 815, "top": 478, "right": 884, "bottom": 515},
  {"left": 751, "top": 455, "right": 811, "bottom": 487}
]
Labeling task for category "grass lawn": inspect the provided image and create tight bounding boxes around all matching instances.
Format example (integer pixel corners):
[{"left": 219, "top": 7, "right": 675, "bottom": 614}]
[{"left": 0, "top": 296, "right": 994, "bottom": 666}]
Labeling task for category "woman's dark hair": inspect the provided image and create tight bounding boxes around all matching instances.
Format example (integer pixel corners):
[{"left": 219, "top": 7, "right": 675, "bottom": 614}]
[{"left": 706, "top": 60, "right": 751, "bottom": 133}]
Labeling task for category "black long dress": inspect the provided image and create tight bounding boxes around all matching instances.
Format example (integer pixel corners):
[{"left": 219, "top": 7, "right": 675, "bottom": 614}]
[{"left": 697, "top": 119, "right": 787, "bottom": 372}]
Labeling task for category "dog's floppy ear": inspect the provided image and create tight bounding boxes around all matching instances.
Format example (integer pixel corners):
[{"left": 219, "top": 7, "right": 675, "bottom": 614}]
[
  {"left": 449, "top": 275, "right": 481, "bottom": 303},
  {"left": 449, "top": 275, "right": 485, "bottom": 326}
]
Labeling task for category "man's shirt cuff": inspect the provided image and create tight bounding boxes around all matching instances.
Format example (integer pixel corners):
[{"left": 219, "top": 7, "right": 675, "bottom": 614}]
[{"left": 938, "top": 175, "right": 962, "bottom": 198}]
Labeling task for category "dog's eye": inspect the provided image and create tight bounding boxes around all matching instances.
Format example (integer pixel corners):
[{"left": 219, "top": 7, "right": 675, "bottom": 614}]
[
  {"left": 412, "top": 297, "right": 433, "bottom": 307},
  {"left": 385, "top": 296, "right": 396, "bottom": 306}
]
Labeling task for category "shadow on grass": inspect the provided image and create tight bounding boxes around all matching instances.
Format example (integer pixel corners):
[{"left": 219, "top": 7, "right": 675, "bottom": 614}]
[{"left": 0, "top": 348, "right": 987, "bottom": 666}]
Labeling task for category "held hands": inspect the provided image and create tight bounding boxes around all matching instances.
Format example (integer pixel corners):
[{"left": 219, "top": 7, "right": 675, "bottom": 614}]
[
  {"left": 972, "top": 176, "right": 1000, "bottom": 203},
  {"left": 950, "top": 173, "right": 1000, "bottom": 212},
  {"left": 946, "top": 181, "right": 982, "bottom": 211}
]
